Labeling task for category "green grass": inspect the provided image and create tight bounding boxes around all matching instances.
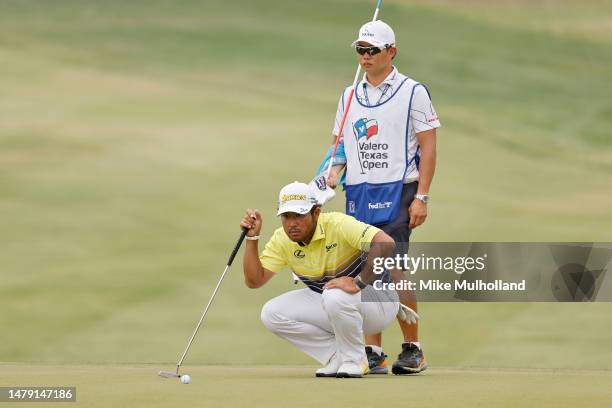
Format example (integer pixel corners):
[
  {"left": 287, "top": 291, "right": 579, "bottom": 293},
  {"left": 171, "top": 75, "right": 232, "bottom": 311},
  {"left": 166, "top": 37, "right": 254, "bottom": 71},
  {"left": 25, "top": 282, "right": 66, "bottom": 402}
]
[
  {"left": 1, "top": 1, "right": 612, "bottom": 406},
  {"left": 2, "top": 364, "right": 611, "bottom": 408}
]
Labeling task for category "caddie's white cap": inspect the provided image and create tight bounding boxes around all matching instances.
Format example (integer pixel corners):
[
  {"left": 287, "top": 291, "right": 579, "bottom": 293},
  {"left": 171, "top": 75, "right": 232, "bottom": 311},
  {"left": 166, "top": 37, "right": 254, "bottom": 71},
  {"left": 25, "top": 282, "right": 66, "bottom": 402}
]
[
  {"left": 277, "top": 182, "right": 318, "bottom": 216},
  {"left": 351, "top": 20, "right": 396, "bottom": 48}
]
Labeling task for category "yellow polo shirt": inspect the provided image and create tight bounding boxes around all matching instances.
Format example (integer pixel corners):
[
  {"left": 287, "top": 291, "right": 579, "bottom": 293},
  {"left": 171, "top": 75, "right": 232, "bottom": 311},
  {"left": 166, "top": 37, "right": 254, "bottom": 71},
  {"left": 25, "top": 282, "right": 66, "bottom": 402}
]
[{"left": 260, "top": 212, "right": 380, "bottom": 292}]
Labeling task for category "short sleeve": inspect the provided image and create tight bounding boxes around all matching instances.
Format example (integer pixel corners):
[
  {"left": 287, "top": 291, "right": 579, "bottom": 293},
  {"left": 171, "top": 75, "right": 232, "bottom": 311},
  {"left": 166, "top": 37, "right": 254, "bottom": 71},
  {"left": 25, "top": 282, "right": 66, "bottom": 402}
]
[
  {"left": 332, "top": 88, "right": 350, "bottom": 136},
  {"left": 410, "top": 85, "right": 441, "bottom": 133},
  {"left": 337, "top": 214, "right": 381, "bottom": 250},
  {"left": 259, "top": 229, "right": 287, "bottom": 273}
]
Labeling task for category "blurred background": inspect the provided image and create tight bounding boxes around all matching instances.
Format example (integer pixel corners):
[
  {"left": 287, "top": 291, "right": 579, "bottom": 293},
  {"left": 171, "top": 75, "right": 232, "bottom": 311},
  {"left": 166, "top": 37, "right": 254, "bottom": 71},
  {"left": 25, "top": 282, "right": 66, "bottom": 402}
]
[{"left": 1, "top": 0, "right": 611, "bottom": 369}]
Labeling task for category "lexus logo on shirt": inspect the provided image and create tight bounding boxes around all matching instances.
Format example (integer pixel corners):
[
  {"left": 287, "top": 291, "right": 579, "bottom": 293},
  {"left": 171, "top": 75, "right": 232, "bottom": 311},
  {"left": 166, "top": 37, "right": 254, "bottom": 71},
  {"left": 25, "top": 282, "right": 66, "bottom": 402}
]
[{"left": 294, "top": 250, "right": 306, "bottom": 258}]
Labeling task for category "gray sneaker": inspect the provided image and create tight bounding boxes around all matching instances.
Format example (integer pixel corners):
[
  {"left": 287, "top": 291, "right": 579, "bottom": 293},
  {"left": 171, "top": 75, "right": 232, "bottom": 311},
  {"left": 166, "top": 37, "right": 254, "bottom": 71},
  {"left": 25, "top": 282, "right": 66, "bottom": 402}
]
[
  {"left": 392, "top": 343, "right": 428, "bottom": 374},
  {"left": 365, "top": 346, "right": 389, "bottom": 374}
]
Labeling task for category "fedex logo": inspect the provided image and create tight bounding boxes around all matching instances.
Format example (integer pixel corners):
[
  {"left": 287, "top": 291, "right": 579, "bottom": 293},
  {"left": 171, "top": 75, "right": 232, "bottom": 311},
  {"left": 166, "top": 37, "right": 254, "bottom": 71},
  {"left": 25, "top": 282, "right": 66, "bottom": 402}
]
[{"left": 368, "top": 202, "right": 392, "bottom": 209}]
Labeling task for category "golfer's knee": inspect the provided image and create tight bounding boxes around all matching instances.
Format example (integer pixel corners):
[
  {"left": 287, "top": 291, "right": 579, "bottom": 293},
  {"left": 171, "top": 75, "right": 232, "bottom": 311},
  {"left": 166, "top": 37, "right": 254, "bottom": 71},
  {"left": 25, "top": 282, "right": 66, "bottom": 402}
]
[
  {"left": 260, "top": 301, "right": 285, "bottom": 333},
  {"left": 322, "top": 288, "right": 356, "bottom": 315}
]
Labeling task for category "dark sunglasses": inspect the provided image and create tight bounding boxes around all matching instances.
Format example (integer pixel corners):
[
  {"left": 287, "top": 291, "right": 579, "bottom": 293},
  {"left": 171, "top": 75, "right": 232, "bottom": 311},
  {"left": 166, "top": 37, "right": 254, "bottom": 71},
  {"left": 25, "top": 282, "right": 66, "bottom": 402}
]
[{"left": 355, "top": 45, "right": 386, "bottom": 56}]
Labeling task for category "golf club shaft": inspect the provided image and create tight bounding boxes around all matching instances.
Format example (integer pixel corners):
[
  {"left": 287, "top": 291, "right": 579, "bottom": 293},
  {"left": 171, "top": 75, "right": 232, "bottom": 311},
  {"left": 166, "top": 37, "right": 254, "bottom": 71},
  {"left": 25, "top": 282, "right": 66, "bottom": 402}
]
[
  {"left": 325, "top": 0, "right": 382, "bottom": 177},
  {"left": 175, "top": 228, "right": 249, "bottom": 373}
]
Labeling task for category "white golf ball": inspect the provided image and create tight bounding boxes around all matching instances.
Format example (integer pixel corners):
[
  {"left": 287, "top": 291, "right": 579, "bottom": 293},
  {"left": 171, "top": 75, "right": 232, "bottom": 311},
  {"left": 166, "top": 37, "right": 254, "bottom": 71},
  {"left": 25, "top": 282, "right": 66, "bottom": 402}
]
[{"left": 180, "top": 374, "right": 191, "bottom": 384}]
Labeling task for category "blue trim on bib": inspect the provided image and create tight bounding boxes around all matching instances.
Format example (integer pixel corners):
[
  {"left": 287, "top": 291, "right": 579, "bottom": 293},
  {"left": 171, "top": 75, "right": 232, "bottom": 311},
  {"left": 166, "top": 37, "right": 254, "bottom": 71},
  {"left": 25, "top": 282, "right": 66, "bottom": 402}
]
[
  {"left": 401, "top": 84, "right": 428, "bottom": 181},
  {"left": 406, "top": 145, "right": 420, "bottom": 175},
  {"left": 354, "top": 78, "right": 410, "bottom": 108},
  {"left": 341, "top": 179, "right": 403, "bottom": 188},
  {"left": 345, "top": 82, "right": 423, "bottom": 225}
]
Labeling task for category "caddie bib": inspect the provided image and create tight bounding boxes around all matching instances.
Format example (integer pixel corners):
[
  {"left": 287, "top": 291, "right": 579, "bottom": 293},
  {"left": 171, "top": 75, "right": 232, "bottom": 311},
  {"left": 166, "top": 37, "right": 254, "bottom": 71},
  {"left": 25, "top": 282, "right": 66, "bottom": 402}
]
[{"left": 343, "top": 78, "right": 424, "bottom": 225}]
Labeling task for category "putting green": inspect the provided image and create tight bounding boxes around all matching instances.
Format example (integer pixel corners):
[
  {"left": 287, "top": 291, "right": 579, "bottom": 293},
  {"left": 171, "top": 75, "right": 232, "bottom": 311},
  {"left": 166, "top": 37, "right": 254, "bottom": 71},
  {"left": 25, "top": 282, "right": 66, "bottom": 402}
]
[
  {"left": 1, "top": 364, "right": 610, "bottom": 408},
  {"left": 1, "top": 2, "right": 612, "bottom": 407}
]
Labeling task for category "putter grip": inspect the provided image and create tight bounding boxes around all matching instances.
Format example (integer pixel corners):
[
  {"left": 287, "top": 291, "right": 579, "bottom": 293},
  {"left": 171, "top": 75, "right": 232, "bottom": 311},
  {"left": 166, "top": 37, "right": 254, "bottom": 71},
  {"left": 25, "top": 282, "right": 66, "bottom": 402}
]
[{"left": 227, "top": 228, "right": 249, "bottom": 266}]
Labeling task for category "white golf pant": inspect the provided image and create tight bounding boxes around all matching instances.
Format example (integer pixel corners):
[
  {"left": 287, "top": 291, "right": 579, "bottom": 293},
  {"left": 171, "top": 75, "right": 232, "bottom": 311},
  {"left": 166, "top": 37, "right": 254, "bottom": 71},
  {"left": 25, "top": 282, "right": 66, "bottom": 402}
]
[{"left": 260, "top": 287, "right": 399, "bottom": 366}]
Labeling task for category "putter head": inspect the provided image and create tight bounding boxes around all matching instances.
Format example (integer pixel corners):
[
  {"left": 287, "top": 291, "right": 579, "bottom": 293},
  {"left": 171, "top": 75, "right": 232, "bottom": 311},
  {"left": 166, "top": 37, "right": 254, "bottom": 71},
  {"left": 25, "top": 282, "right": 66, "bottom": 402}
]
[{"left": 158, "top": 370, "right": 180, "bottom": 378}]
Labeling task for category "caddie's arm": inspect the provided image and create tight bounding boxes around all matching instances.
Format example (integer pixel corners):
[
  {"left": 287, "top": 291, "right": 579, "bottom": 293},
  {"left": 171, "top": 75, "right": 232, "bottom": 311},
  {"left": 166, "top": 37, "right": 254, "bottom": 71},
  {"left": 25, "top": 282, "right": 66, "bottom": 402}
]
[
  {"left": 357, "top": 231, "right": 396, "bottom": 286},
  {"left": 240, "top": 209, "right": 275, "bottom": 289},
  {"left": 409, "top": 128, "right": 437, "bottom": 229},
  {"left": 325, "top": 135, "right": 346, "bottom": 189}
]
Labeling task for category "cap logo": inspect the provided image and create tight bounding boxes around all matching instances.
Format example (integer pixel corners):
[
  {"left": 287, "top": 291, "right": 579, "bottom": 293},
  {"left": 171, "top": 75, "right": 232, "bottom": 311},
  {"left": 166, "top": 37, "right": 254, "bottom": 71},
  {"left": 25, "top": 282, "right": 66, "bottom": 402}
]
[
  {"left": 361, "top": 29, "right": 375, "bottom": 37},
  {"left": 281, "top": 194, "right": 306, "bottom": 203}
]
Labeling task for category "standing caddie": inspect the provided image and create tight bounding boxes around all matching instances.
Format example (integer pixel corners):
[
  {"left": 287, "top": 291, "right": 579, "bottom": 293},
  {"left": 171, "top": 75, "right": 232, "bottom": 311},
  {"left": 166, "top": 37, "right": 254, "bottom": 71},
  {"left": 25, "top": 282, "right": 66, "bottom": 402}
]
[{"left": 321, "top": 20, "right": 441, "bottom": 374}]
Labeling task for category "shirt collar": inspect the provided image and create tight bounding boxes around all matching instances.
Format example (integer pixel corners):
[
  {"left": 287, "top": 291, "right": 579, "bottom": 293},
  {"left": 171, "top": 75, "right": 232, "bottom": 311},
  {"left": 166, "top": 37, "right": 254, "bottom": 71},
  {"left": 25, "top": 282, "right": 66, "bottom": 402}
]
[
  {"left": 310, "top": 221, "right": 326, "bottom": 243},
  {"left": 292, "top": 221, "right": 326, "bottom": 247},
  {"left": 362, "top": 66, "right": 398, "bottom": 89}
]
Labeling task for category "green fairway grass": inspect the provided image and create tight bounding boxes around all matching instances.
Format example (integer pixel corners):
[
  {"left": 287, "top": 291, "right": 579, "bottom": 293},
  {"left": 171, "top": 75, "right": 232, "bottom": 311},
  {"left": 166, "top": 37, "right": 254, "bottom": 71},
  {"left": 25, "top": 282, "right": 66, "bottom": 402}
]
[
  {"left": 1, "top": 1, "right": 611, "bottom": 406},
  {"left": 1, "top": 364, "right": 611, "bottom": 408}
]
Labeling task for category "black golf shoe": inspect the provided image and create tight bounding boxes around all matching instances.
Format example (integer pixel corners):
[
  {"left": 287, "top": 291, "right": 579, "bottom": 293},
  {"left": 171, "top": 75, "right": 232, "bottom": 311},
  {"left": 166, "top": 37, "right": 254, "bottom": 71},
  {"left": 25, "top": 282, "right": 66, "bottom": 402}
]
[{"left": 391, "top": 343, "right": 428, "bottom": 374}]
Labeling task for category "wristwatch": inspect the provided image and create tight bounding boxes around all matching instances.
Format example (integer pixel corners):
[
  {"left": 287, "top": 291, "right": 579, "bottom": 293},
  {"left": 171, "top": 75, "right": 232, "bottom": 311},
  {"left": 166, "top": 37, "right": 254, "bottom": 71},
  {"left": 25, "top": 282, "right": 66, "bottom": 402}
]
[
  {"left": 354, "top": 276, "right": 367, "bottom": 290},
  {"left": 415, "top": 194, "right": 429, "bottom": 204}
]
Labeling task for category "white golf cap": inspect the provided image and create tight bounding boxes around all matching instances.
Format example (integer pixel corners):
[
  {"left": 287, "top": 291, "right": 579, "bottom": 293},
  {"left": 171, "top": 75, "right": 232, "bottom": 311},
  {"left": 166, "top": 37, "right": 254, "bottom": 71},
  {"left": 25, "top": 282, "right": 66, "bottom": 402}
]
[
  {"left": 351, "top": 20, "right": 396, "bottom": 48},
  {"left": 277, "top": 181, "right": 318, "bottom": 216}
]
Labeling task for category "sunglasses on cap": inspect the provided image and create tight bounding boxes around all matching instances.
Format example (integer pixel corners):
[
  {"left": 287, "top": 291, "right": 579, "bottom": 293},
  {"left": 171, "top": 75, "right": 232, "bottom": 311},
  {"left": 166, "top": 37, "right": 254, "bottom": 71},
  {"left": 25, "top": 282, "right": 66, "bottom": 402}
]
[{"left": 355, "top": 45, "right": 388, "bottom": 56}]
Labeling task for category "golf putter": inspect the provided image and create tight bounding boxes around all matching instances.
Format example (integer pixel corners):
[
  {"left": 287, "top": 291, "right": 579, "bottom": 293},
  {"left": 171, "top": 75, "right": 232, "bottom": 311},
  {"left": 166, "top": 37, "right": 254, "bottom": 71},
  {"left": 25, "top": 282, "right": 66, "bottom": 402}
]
[{"left": 159, "top": 227, "right": 249, "bottom": 379}]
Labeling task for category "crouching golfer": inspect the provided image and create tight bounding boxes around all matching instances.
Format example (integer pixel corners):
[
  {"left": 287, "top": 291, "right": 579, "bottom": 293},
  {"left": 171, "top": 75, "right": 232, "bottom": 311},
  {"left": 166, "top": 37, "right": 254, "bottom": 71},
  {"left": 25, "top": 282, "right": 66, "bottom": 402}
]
[{"left": 240, "top": 181, "right": 400, "bottom": 378}]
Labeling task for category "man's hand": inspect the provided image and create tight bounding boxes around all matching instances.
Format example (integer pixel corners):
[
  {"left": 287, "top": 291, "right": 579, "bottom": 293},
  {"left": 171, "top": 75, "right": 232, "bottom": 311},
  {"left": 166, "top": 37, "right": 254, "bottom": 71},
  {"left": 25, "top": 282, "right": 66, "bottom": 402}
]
[
  {"left": 241, "top": 209, "right": 274, "bottom": 289},
  {"left": 326, "top": 165, "right": 345, "bottom": 189},
  {"left": 240, "top": 209, "right": 262, "bottom": 237},
  {"left": 326, "top": 172, "right": 339, "bottom": 189},
  {"left": 409, "top": 199, "right": 427, "bottom": 229},
  {"left": 324, "top": 276, "right": 360, "bottom": 294}
]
